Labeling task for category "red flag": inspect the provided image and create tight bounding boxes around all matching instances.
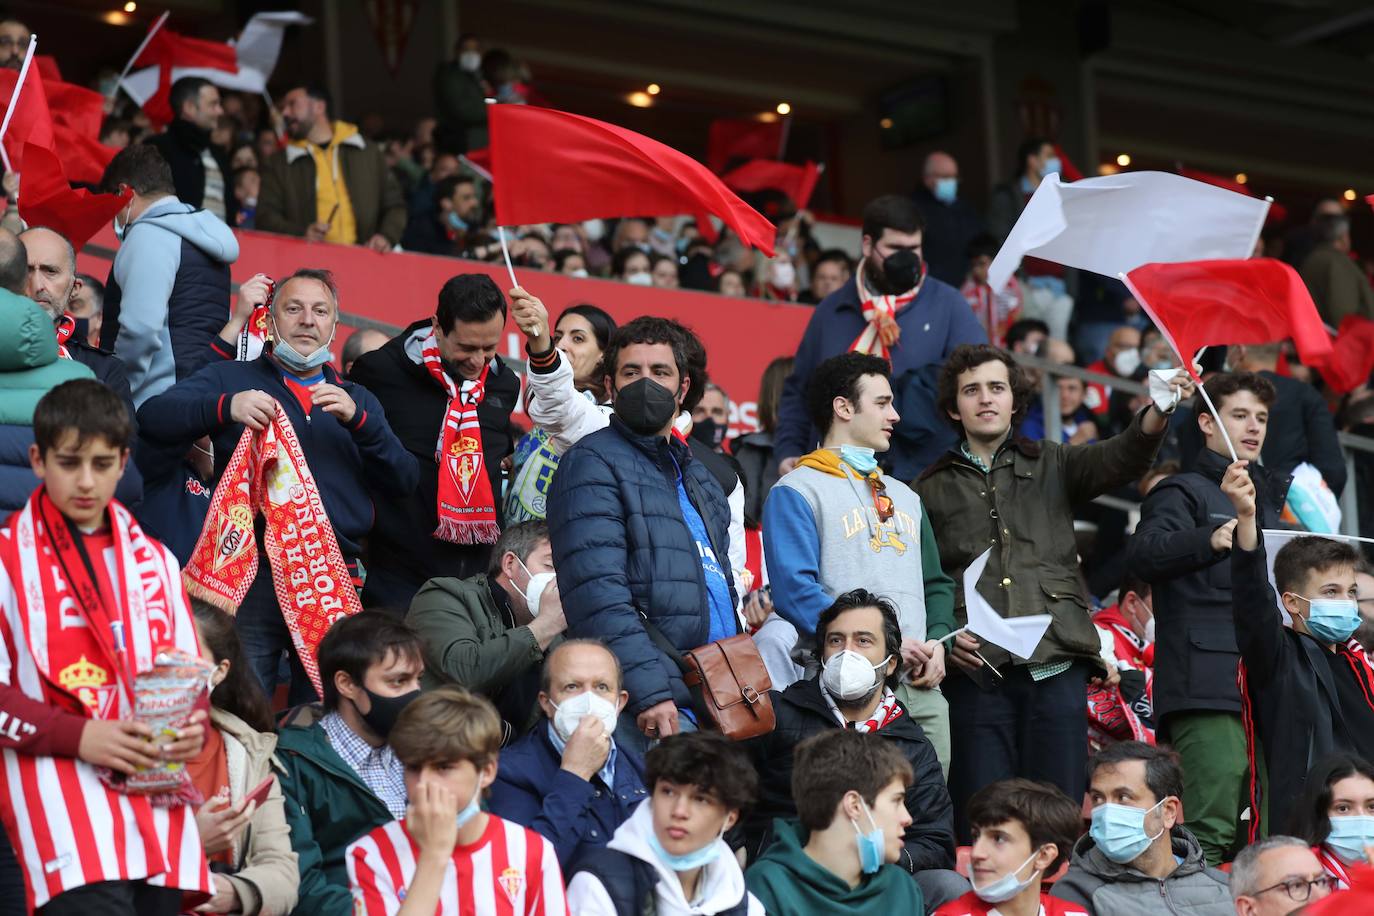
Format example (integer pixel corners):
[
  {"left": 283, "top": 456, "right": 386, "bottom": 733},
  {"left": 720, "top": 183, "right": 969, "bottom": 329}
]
[
  {"left": 1124, "top": 258, "right": 1333, "bottom": 376},
  {"left": 0, "top": 65, "right": 53, "bottom": 168},
  {"left": 1302, "top": 864, "right": 1374, "bottom": 914},
  {"left": 707, "top": 118, "right": 784, "bottom": 174},
  {"left": 17, "top": 143, "right": 131, "bottom": 252},
  {"left": 1318, "top": 316, "right": 1374, "bottom": 395},
  {"left": 1052, "top": 144, "right": 1084, "bottom": 182},
  {"left": 489, "top": 104, "right": 776, "bottom": 257},
  {"left": 721, "top": 159, "right": 820, "bottom": 212},
  {"left": 46, "top": 78, "right": 105, "bottom": 141},
  {"left": 52, "top": 124, "right": 118, "bottom": 185},
  {"left": 35, "top": 56, "right": 61, "bottom": 83},
  {"left": 134, "top": 29, "right": 237, "bottom": 128}
]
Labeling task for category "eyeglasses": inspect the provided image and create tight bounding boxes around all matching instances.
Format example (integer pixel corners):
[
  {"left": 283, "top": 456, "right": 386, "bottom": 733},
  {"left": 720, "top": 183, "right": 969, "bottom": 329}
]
[{"left": 1252, "top": 875, "right": 1338, "bottom": 903}]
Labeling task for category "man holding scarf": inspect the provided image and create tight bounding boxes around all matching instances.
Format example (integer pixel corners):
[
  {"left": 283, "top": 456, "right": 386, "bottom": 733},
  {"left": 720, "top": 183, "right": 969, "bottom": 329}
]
[
  {"left": 774, "top": 195, "right": 987, "bottom": 481},
  {"left": 137, "top": 268, "right": 416, "bottom": 703},
  {"left": 349, "top": 274, "right": 520, "bottom": 608}
]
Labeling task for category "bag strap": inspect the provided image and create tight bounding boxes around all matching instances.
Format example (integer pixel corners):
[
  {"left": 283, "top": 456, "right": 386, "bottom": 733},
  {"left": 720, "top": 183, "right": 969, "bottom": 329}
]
[{"left": 638, "top": 612, "right": 689, "bottom": 674}]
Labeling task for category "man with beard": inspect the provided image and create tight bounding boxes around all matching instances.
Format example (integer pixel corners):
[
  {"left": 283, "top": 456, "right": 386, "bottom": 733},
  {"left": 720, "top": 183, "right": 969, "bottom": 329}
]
[
  {"left": 144, "top": 77, "right": 234, "bottom": 223},
  {"left": 257, "top": 84, "right": 405, "bottom": 251},
  {"left": 0, "top": 17, "right": 28, "bottom": 71},
  {"left": 775, "top": 195, "right": 986, "bottom": 481}
]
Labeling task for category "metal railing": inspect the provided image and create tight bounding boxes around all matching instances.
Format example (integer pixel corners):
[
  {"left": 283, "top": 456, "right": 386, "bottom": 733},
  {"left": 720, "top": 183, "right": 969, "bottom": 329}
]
[{"left": 1011, "top": 352, "right": 1373, "bottom": 537}]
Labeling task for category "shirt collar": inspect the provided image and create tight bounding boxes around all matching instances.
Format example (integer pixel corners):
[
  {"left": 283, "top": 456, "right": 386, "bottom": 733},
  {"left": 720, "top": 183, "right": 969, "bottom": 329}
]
[
  {"left": 546, "top": 722, "right": 617, "bottom": 786},
  {"left": 321, "top": 711, "right": 397, "bottom": 769}
]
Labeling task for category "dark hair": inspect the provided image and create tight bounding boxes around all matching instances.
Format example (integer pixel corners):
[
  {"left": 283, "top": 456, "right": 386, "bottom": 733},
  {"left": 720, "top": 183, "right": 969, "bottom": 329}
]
[
  {"left": 792, "top": 730, "right": 912, "bottom": 831},
  {"left": 1287, "top": 753, "right": 1374, "bottom": 844},
  {"left": 1120, "top": 569, "right": 1151, "bottom": 603},
  {"left": 679, "top": 321, "right": 710, "bottom": 412},
  {"left": 1088, "top": 741, "right": 1183, "bottom": 805},
  {"left": 435, "top": 273, "right": 506, "bottom": 333},
  {"left": 965, "top": 232, "right": 1001, "bottom": 261},
  {"left": 100, "top": 116, "right": 132, "bottom": 144},
  {"left": 480, "top": 48, "right": 517, "bottom": 85},
  {"left": 611, "top": 246, "right": 650, "bottom": 278},
  {"left": 645, "top": 731, "right": 757, "bottom": 813},
  {"left": 599, "top": 315, "right": 696, "bottom": 396},
  {"left": 557, "top": 303, "right": 616, "bottom": 353},
  {"left": 99, "top": 144, "right": 176, "bottom": 197},
  {"left": 277, "top": 267, "right": 339, "bottom": 310},
  {"left": 317, "top": 612, "right": 424, "bottom": 710},
  {"left": 936, "top": 344, "right": 1034, "bottom": 435},
  {"left": 649, "top": 253, "right": 678, "bottom": 274},
  {"left": 757, "top": 356, "right": 794, "bottom": 434},
  {"left": 33, "top": 379, "right": 131, "bottom": 456},
  {"left": 805, "top": 352, "right": 891, "bottom": 439},
  {"left": 1015, "top": 136, "right": 1052, "bottom": 177},
  {"left": 487, "top": 519, "right": 550, "bottom": 577},
  {"left": 290, "top": 83, "right": 332, "bottom": 113},
  {"left": 814, "top": 248, "right": 854, "bottom": 273},
  {"left": 1274, "top": 536, "right": 1360, "bottom": 598},
  {"left": 0, "top": 228, "right": 25, "bottom": 295},
  {"left": 1313, "top": 213, "right": 1350, "bottom": 245},
  {"left": 169, "top": 76, "right": 214, "bottom": 120},
  {"left": 967, "top": 778, "right": 1083, "bottom": 873},
  {"left": 232, "top": 166, "right": 259, "bottom": 188},
  {"left": 191, "top": 601, "right": 274, "bottom": 732},
  {"left": 539, "top": 638, "right": 623, "bottom": 694},
  {"left": 814, "top": 589, "right": 902, "bottom": 689},
  {"left": 861, "top": 194, "right": 923, "bottom": 242},
  {"left": 552, "top": 249, "right": 583, "bottom": 272},
  {"left": 1006, "top": 318, "right": 1050, "bottom": 350},
  {"left": 1199, "top": 372, "right": 1277, "bottom": 426},
  {"left": 435, "top": 174, "right": 476, "bottom": 202},
  {"left": 75, "top": 273, "right": 105, "bottom": 309}
]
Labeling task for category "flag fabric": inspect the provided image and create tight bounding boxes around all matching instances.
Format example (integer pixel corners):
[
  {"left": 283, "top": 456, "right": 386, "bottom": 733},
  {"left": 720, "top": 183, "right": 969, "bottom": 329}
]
[
  {"left": 1123, "top": 258, "right": 1333, "bottom": 377},
  {"left": 45, "top": 77, "right": 105, "bottom": 140},
  {"left": 52, "top": 123, "right": 119, "bottom": 185},
  {"left": 1052, "top": 143, "right": 1084, "bottom": 182},
  {"left": 35, "top": 55, "right": 61, "bottom": 83},
  {"left": 18, "top": 143, "right": 131, "bottom": 252},
  {"left": 1303, "top": 864, "right": 1374, "bottom": 914},
  {"left": 706, "top": 118, "right": 784, "bottom": 173},
  {"left": 1178, "top": 166, "right": 1287, "bottom": 224},
  {"left": 1318, "top": 316, "right": 1374, "bottom": 394},
  {"left": 721, "top": 159, "right": 820, "bottom": 212},
  {"left": 130, "top": 27, "right": 238, "bottom": 127},
  {"left": 489, "top": 104, "right": 776, "bottom": 256},
  {"left": 988, "top": 171, "right": 1271, "bottom": 292},
  {"left": 0, "top": 64, "right": 54, "bottom": 168}
]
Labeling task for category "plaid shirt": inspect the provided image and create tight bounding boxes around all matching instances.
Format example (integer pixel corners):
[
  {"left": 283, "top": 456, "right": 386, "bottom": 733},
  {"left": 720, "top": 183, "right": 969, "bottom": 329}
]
[{"left": 320, "top": 712, "right": 408, "bottom": 819}]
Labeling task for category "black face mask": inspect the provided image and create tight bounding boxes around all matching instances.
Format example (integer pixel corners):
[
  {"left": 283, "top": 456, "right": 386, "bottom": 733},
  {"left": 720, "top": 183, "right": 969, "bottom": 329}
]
[
  {"left": 614, "top": 377, "right": 679, "bottom": 435},
  {"left": 359, "top": 686, "right": 421, "bottom": 739},
  {"left": 879, "top": 248, "right": 923, "bottom": 294},
  {"left": 690, "top": 417, "right": 726, "bottom": 450}
]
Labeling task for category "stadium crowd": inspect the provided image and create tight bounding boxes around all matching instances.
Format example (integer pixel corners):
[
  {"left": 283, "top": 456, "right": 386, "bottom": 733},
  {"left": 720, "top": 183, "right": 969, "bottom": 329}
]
[{"left": 2, "top": 14, "right": 1374, "bottom": 916}]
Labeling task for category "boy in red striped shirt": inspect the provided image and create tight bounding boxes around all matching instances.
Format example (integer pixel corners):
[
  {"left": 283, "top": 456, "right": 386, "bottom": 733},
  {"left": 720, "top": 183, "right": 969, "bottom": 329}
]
[
  {"left": 348, "top": 687, "right": 566, "bottom": 915},
  {"left": 0, "top": 379, "right": 213, "bottom": 914}
]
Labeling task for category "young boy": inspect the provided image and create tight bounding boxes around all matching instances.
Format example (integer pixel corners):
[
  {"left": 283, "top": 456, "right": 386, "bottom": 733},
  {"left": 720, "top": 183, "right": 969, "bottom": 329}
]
[
  {"left": 746, "top": 729, "right": 925, "bottom": 914},
  {"left": 0, "top": 379, "right": 212, "bottom": 914},
  {"left": 346, "top": 687, "right": 566, "bottom": 915},
  {"left": 935, "top": 779, "right": 1086, "bottom": 916},
  {"left": 1223, "top": 461, "right": 1374, "bottom": 840}
]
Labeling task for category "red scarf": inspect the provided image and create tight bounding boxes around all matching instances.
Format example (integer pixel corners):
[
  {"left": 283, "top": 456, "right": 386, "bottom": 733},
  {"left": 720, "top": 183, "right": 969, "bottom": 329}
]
[
  {"left": 236, "top": 306, "right": 271, "bottom": 361},
  {"left": 849, "top": 263, "right": 920, "bottom": 360},
  {"left": 824, "top": 685, "right": 905, "bottom": 733},
  {"left": 416, "top": 326, "right": 500, "bottom": 544},
  {"left": 55, "top": 314, "right": 77, "bottom": 359},
  {"left": 184, "top": 404, "right": 362, "bottom": 696}
]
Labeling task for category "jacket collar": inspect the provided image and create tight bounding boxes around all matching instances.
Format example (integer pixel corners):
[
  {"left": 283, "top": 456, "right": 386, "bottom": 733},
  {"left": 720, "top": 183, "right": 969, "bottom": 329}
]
[
  {"left": 169, "top": 117, "right": 212, "bottom": 152},
  {"left": 1071, "top": 825, "right": 1208, "bottom": 882},
  {"left": 283, "top": 124, "right": 367, "bottom": 164},
  {"left": 1192, "top": 446, "right": 1293, "bottom": 507},
  {"left": 918, "top": 432, "right": 1040, "bottom": 482},
  {"left": 609, "top": 414, "right": 693, "bottom": 468},
  {"left": 780, "top": 677, "right": 923, "bottom": 739}
]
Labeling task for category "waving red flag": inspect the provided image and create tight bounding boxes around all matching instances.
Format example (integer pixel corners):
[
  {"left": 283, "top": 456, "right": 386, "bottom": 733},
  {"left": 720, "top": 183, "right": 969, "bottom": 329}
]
[
  {"left": 1303, "top": 864, "right": 1374, "bottom": 914},
  {"left": 489, "top": 104, "right": 776, "bottom": 256},
  {"left": 52, "top": 124, "right": 118, "bottom": 185},
  {"left": 1318, "top": 316, "right": 1374, "bottom": 394},
  {"left": 721, "top": 159, "right": 820, "bottom": 212},
  {"left": 46, "top": 78, "right": 105, "bottom": 140},
  {"left": 134, "top": 28, "right": 238, "bottom": 127},
  {"left": 18, "top": 144, "right": 131, "bottom": 252},
  {"left": 707, "top": 118, "right": 784, "bottom": 174},
  {"left": 1123, "top": 258, "right": 1332, "bottom": 376},
  {"left": 0, "top": 65, "right": 53, "bottom": 169}
]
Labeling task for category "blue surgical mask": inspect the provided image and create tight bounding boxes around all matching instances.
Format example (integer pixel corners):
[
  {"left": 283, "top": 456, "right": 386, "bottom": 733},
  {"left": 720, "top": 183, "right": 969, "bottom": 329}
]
[
  {"left": 446, "top": 211, "right": 469, "bottom": 232},
  {"left": 838, "top": 445, "right": 878, "bottom": 475},
  {"left": 851, "top": 798, "right": 885, "bottom": 874},
  {"left": 933, "top": 177, "right": 958, "bottom": 204},
  {"left": 972, "top": 848, "right": 1043, "bottom": 904},
  {"left": 270, "top": 316, "right": 335, "bottom": 373},
  {"left": 1040, "top": 156, "right": 1062, "bottom": 178},
  {"left": 455, "top": 782, "right": 484, "bottom": 829},
  {"left": 1090, "top": 799, "right": 1166, "bottom": 864},
  {"left": 1298, "top": 597, "right": 1361, "bottom": 644},
  {"left": 647, "top": 825, "right": 724, "bottom": 872},
  {"left": 1326, "top": 815, "right": 1374, "bottom": 865}
]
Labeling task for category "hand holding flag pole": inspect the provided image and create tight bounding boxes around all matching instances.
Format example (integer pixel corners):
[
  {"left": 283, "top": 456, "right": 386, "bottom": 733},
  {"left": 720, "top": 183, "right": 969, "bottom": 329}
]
[{"left": 0, "top": 34, "right": 38, "bottom": 173}]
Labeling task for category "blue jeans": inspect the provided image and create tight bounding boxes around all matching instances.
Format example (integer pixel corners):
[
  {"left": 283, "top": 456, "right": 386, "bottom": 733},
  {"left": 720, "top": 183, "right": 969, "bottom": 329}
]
[{"left": 236, "top": 564, "right": 318, "bottom": 708}]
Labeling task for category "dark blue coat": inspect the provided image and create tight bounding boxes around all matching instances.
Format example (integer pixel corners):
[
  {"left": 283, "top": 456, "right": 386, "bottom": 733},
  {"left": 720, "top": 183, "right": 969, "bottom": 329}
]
[
  {"left": 774, "top": 274, "right": 987, "bottom": 480},
  {"left": 488, "top": 725, "right": 648, "bottom": 868},
  {"left": 547, "top": 417, "right": 737, "bottom": 714},
  {"left": 136, "top": 355, "right": 417, "bottom": 560}
]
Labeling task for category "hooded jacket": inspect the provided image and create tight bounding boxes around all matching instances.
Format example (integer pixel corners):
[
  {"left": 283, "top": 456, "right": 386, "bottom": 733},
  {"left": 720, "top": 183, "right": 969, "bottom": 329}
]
[
  {"left": 566, "top": 799, "right": 764, "bottom": 916},
  {"left": 1050, "top": 827, "right": 1232, "bottom": 916},
  {"left": 101, "top": 196, "right": 239, "bottom": 406},
  {"left": 745, "top": 818, "right": 924, "bottom": 915}
]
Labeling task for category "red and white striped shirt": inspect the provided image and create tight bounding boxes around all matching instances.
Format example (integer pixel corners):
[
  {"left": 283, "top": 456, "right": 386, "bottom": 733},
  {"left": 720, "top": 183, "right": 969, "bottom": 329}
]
[
  {"left": 0, "top": 509, "right": 213, "bottom": 912},
  {"left": 348, "top": 814, "right": 567, "bottom": 916}
]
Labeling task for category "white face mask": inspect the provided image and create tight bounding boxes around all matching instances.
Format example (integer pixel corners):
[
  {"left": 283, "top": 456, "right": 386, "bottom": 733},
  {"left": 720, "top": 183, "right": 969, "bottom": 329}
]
[
  {"left": 1144, "top": 616, "right": 1156, "bottom": 644},
  {"left": 459, "top": 50, "right": 482, "bottom": 73},
  {"left": 582, "top": 218, "right": 606, "bottom": 242},
  {"left": 769, "top": 261, "right": 796, "bottom": 288},
  {"left": 569, "top": 268, "right": 589, "bottom": 279},
  {"left": 1112, "top": 348, "right": 1141, "bottom": 377},
  {"left": 551, "top": 690, "right": 620, "bottom": 742},
  {"left": 820, "top": 649, "right": 891, "bottom": 702},
  {"left": 626, "top": 271, "right": 653, "bottom": 286},
  {"left": 515, "top": 555, "right": 555, "bottom": 617}
]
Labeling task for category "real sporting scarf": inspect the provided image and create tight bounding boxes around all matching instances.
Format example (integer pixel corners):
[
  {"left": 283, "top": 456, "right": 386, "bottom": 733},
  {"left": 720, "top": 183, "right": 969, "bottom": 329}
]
[
  {"left": 822, "top": 685, "right": 904, "bottom": 734},
  {"left": 184, "top": 403, "right": 362, "bottom": 696},
  {"left": 235, "top": 305, "right": 271, "bottom": 361},
  {"left": 55, "top": 314, "right": 77, "bottom": 359},
  {"left": 413, "top": 325, "right": 500, "bottom": 544},
  {"left": 849, "top": 262, "right": 920, "bottom": 360}
]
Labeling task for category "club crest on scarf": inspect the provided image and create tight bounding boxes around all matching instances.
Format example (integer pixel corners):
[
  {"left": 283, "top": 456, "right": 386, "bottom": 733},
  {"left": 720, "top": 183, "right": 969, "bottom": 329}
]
[
  {"left": 446, "top": 434, "right": 485, "bottom": 503},
  {"left": 58, "top": 655, "right": 116, "bottom": 718},
  {"left": 209, "top": 503, "right": 254, "bottom": 574}
]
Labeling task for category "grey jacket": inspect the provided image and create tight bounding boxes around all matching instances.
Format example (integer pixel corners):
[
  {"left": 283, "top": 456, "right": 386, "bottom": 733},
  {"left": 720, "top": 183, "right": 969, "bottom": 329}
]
[{"left": 1051, "top": 827, "right": 1232, "bottom": 916}]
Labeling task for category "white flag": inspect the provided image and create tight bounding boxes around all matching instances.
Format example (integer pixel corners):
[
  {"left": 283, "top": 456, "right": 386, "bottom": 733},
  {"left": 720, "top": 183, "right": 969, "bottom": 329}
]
[
  {"left": 961, "top": 548, "right": 1053, "bottom": 661},
  {"left": 120, "top": 12, "right": 313, "bottom": 104},
  {"left": 988, "top": 171, "right": 1270, "bottom": 292}
]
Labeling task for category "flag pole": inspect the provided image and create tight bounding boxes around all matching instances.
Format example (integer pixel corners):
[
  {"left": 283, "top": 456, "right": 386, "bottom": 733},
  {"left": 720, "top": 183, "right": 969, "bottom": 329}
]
[
  {"left": 0, "top": 34, "right": 39, "bottom": 174},
  {"left": 110, "top": 11, "right": 170, "bottom": 102},
  {"left": 1261, "top": 528, "right": 1374, "bottom": 546},
  {"left": 496, "top": 225, "right": 520, "bottom": 292},
  {"left": 1120, "top": 272, "right": 1238, "bottom": 462}
]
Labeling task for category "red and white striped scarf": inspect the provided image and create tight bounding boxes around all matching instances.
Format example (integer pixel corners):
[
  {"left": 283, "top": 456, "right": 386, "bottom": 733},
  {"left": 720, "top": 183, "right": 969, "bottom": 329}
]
[
  {"left": 1318, "top": 845, "right": 1354, "bottom": 890},
  {"left": 235, "top": 306, "right": 271, "bottom": 361},
  {"left": 414, "top": 326, "right": 500, "bottom": 545},
  {"left": 849, "top": 263, "right": 920, "bottom": 360},
  {"left": 54, "top": 315, "right": 77, "bottom": 359},
  {"left": 824, "top": 685, "right": 905, "bottom": 733}
]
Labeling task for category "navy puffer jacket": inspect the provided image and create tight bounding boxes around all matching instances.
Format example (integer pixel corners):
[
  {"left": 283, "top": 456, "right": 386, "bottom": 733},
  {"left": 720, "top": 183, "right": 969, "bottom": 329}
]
[{"left": 547, "top": 416, "right": 736, "bottom": 715}]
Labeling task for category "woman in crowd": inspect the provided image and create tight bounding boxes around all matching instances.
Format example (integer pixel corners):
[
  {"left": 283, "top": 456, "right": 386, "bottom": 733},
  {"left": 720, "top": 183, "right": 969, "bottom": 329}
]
[
  {"left": 650, "top": 253, "right": 681, "bottom": 289},
  {"left": 505, "top": 301, "right": 618, "bottom": 522},
  {"left": 1289, "top": 753, "right": 1374, "bottom": 889},
  {"left": 191, "top": 601, "right": 300, "bottom": 915},
  {"left": 614, "top": 246, "right": 653, "bottom": 285}
]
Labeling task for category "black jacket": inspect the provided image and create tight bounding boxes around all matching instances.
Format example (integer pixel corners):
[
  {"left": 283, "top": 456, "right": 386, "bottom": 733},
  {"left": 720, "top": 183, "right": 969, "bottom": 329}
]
[
  {"left": 744, "top": 678, "right": 956, "bottom": 873},
  {"left": 145, "top": 120, "right": 235, "bottom": 223},
  {"left": 1127, "top": 448, "right": 1291, "bottom": 719},
  {"left": 1232, "top": 540, "right": 1374, "bottom": 838},
  {"left": 732, "top": 431, "right": 777, "bottom": 527},
  {"left": 910, "top": 186, "right": 986, "bottom": 286},
  {"left": 347, "top": 322, "right": 519, "bottom": 589}
]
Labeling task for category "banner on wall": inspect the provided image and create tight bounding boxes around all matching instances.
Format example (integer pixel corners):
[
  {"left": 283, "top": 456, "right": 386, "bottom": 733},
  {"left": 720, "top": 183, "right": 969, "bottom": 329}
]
[
  {"left": 78, "top": 226, "right": 812, "bottom": 436},
  {"left": 362, "top": 0, "right": 418, "bottom": 77}
]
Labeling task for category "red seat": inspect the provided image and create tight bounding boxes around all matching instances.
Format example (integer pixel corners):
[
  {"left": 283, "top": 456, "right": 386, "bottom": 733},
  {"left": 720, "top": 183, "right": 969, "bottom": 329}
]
[{"left": 956, "top": 846, "right": 971, "bottom": 877}]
